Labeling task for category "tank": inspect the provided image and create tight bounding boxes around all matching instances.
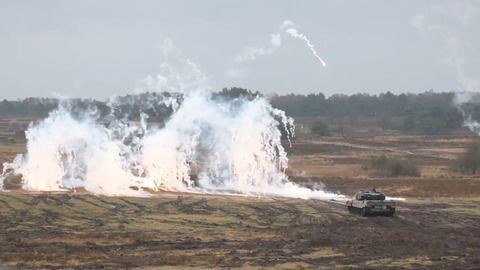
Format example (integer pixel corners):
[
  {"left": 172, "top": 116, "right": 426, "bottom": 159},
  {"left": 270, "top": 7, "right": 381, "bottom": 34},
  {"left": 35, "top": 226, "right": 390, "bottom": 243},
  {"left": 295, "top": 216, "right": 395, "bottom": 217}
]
[{"left": 346, "top": 189, "right": 396, "bottom": 216}]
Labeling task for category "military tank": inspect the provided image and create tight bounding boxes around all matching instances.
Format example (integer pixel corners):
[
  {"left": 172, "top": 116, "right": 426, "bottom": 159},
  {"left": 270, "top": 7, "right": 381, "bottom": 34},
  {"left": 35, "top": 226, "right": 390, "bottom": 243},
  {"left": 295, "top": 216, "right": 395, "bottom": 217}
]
[{"left": 346, "top": 189, "right": 396, "bottom": 216}]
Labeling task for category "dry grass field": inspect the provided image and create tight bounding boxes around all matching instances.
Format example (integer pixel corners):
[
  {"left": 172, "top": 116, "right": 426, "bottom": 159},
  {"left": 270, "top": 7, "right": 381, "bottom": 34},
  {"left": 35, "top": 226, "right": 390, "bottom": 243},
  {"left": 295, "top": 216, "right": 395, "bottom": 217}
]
[
  {"left": 0, "top": 192, "right": 479, "bottom": 269},
  {"left": 0, "top": 117, "right": 480, "bottom": 269}
]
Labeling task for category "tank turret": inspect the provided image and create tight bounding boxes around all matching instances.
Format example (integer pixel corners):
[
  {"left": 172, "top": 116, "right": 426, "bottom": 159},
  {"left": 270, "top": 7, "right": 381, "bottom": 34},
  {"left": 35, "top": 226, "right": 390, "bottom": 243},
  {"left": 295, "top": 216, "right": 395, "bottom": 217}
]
[{"left": 346, "top": 189, "right": 396, "bottom": 216}]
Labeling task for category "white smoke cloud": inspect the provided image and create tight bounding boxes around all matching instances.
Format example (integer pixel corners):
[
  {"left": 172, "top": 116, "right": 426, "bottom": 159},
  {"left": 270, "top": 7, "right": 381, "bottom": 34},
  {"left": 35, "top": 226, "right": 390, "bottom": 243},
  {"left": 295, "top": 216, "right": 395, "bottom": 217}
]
[
  {"left": 270, "top": 33, "right": 281, "bottom": 47},
  {"left": 414, "top": 1, "right": 480, "bottom": 134},
  {"left": 234, "top": 33, "right": 283, "bottom": 63},
  {"left": 1, "top": 105, "right": 152, "bottom": 196},
  {"left": 0, "top": 91, "right": 343, "bottom": 201},
  {"left": 453, "top": 91, "right": 480, "bottom": 134},
  {"left": 136, "top": 38, "right": 208, "bottom": 93},
  {"left": 411, "top": 1, "right": 480, "bottom": 92},
  {"left": 280, "top": 20, "right": 296, "bottom": 29},
  {"left": 0, "top": 39, "right": 343, "bottom": 201}
]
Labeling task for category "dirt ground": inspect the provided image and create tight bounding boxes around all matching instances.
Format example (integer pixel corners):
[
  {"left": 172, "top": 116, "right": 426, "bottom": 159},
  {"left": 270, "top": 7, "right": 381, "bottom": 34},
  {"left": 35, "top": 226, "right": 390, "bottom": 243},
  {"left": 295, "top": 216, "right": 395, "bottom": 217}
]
[
  {"left": 0, "top": 192, "right": 479, "bottom": 269},
  {"left": 0, "top": 118, "right": 480, "bottom": 269}
]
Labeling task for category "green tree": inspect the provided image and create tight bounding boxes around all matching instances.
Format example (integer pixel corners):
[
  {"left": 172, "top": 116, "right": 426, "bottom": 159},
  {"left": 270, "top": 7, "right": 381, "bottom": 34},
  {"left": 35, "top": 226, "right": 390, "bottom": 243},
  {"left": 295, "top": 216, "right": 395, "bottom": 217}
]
[
  {"left": 456, "top": 141, "right": 480, "bottom": 174},
  {"left": 364, "top": 155, "right": 420, "bottom": 177}
]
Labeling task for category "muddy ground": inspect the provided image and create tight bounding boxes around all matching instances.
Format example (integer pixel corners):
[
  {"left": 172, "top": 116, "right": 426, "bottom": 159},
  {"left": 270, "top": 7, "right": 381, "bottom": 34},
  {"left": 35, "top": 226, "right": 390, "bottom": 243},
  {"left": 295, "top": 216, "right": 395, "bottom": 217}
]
[
  {"left": 0, "top": 118, "right": 480, "bottom": 269},
  {"left": 0, "top": 192, "right": 479, "bottom": 269}
]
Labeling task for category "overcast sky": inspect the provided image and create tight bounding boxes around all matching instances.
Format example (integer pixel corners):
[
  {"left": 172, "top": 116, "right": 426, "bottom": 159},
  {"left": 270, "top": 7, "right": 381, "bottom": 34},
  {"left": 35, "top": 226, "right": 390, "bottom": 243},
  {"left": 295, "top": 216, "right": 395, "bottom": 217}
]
[{"left": 0, "top": 0, "right": 479, "bottom": 99}]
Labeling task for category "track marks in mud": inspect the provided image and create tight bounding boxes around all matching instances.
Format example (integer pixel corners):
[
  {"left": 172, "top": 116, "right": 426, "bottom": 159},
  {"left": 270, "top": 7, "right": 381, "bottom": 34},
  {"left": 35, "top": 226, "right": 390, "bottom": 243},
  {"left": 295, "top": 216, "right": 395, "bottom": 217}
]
[{"left": 0, "top": 193, "right": 479, "bottom": 269}]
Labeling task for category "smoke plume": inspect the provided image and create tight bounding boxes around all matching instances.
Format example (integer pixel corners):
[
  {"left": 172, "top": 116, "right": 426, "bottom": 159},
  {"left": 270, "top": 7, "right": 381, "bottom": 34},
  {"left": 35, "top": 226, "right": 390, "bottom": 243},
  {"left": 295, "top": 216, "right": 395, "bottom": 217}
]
[
  {"left": 0, "top": 39, "right": 343, "bottom": 201},
  {"left": 453, "top": 92, "right": 480, "bottom": 134},
  {"left": 284, "top": 27, "right": 327, "bottom": 68},
  {"left": 229, "top": 19, "right": 327, "bottom": 79},
  {"left": 0, "top": 91, "right": 343, "bottom": 201},
  {"left": 136, "top": 38, "right": 208, "bottom": 93}
]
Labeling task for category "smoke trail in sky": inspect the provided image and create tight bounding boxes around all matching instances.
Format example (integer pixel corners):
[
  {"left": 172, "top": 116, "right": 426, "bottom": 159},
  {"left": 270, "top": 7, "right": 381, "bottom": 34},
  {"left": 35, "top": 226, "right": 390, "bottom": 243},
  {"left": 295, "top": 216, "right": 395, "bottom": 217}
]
[
  {"left": 231, "top": 20, "right": 327, "bottom": 71},
  {"left": 284, "top": 27, "right": 327, "bottom": 68}
]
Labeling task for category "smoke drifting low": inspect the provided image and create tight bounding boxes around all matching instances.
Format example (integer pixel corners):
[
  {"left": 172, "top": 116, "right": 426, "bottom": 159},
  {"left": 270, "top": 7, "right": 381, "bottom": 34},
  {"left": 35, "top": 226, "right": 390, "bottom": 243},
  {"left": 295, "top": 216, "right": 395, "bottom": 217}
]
[
  {"left": 454, "top": 92, "right": 480, "bottom": 134},
  {"left": 0, "top": 90, "right": 343, "bottom": 201}
]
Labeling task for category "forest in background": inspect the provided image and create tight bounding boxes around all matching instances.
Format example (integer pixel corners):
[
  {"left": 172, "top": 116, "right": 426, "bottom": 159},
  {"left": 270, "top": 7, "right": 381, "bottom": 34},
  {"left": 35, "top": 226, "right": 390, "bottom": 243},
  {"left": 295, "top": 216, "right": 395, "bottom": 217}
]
[{"left": 1, "top": 88, "right": 480, "bottom": 135}]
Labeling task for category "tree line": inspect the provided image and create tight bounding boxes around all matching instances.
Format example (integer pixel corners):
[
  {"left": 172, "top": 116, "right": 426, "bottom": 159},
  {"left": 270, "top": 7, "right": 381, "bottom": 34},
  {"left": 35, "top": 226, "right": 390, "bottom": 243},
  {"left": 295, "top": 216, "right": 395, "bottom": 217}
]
[
  {"left": 1, "top": 88, "right": 479, "bottom": 135},
  {"left": 270, "top": 91, "right": 476, "bottom": 135}
]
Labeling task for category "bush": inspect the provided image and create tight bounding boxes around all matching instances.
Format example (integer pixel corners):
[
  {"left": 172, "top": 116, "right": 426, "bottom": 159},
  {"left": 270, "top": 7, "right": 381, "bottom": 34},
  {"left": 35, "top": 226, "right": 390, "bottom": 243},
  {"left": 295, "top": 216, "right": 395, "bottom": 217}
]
[
  {"left": 387, "top": 158, "right": 420, "bottom": 177},
  {"left": 364, "top": 155, "right": 420, "bottom": 177},
  {"left": 310, "top": 120, "right": 330, "bottom": 136},
  {"left": 455, "top": 141, "right": 480, "bottom": 174},
  {"left": 366, "top": 154, "right": 388, "bottom": 169}
]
